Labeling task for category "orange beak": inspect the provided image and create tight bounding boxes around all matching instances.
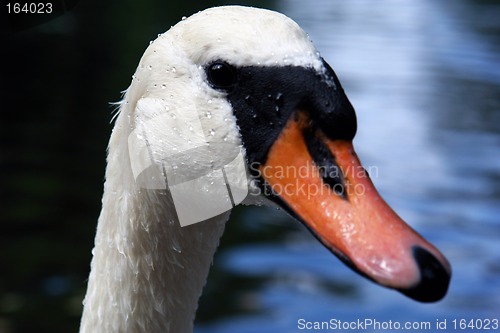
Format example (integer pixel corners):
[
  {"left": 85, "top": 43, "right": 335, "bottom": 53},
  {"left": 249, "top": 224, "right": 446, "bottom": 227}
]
[{"left": 259, "top": 112, "right": 451, "bottom": 302}]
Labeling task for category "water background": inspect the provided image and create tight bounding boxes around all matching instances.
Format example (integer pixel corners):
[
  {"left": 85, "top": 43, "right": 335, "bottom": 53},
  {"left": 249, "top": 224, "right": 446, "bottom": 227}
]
[{"left": 1, "top": 1, "right": 499, "bottom": 332}]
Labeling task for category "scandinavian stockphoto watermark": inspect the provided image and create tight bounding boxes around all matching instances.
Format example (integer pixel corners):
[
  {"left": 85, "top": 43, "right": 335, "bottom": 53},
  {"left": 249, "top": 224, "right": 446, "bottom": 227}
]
[
  {"left": 297, "top": 317, "right": 499, "bottom": 331},
  {"left": 248, "top": 161, "right": 378, "bottom": 199},
  {"left": 127, "top": 98, "right": 378, "bottom": 227},
  {"left": 127, "top": 98, "right": 249, "bottom": 227}
]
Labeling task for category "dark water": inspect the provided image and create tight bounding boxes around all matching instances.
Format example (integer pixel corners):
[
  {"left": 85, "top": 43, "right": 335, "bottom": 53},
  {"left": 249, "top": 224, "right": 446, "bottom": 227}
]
[{"left": 1, "top": 1, "right": 499, "bottom": 332}]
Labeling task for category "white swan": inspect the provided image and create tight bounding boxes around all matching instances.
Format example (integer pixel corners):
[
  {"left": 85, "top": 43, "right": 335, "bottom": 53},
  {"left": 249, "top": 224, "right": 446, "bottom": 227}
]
[{"left": 79, "top": 6, "right": 451, "bottom": 333}]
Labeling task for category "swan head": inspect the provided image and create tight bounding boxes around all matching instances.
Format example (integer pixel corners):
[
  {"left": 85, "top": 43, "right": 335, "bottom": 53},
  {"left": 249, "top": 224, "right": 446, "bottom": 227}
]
[{"left": 123, "top": 6, "right": 450, "bottom": 302}]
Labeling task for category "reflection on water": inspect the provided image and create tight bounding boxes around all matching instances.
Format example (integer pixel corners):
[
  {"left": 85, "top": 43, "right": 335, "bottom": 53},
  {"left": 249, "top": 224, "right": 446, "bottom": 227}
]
[{"left": 197, "top": 0, "right": 500, "bottom": 332}]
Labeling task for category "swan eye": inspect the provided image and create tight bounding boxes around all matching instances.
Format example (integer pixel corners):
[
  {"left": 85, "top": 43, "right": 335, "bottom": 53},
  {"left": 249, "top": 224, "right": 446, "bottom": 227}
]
[{"left": 206, "top": 62, "right": 237, "bottom": 90}]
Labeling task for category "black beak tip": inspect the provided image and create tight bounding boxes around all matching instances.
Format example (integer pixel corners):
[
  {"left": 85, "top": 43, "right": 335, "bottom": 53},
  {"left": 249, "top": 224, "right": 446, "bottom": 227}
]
[{"left": 399, "top": 246, "right": 451, "bottom": 303}]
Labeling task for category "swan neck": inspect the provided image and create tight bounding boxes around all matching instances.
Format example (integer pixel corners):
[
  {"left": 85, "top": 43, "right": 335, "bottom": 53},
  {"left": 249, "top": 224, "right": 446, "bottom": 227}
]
[{"left": 79, "top": 111, "right": 227, "bottom": 333}]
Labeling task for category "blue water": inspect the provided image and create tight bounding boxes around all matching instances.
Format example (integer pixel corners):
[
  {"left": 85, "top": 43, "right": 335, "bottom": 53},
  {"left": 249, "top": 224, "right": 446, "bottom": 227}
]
[{"left": 197, "top": 0, "right": 500, "bottom": 331}]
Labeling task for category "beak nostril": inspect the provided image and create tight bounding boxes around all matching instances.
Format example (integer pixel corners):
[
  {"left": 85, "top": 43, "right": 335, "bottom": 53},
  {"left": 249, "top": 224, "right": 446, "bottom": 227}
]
[
  {"left": 302, "top": 126, "right": 348, "bottom": 201},
  {"left": 400, "top": 246, "right": 451, "bottom": 303}
]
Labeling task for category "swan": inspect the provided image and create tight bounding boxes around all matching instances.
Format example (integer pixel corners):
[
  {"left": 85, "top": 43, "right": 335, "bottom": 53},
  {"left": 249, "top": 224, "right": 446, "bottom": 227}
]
[{"left": 79, "top": 6, "right": 451, "bottom": 333}]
